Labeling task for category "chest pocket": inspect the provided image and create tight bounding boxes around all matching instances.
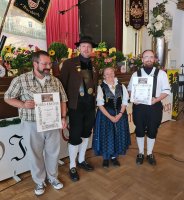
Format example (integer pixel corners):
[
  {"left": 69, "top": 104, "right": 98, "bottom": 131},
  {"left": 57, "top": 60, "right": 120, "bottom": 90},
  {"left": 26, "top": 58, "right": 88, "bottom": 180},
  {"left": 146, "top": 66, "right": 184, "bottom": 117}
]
[{"left": 22, "top": 86, "right": 40, "bottom": 100}]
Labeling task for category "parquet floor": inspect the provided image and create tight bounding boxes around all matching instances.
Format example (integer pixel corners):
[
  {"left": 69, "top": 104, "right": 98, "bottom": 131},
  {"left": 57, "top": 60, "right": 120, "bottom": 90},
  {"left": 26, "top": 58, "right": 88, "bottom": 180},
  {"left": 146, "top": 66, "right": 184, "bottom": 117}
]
[{"left": 0, "top": 117, "right": 184, "bottom": 200}]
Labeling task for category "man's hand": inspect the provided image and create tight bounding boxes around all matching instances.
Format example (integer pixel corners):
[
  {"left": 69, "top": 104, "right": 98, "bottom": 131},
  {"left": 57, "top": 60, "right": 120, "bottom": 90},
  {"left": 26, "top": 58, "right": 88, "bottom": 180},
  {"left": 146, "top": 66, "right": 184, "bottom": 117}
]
[
  {"left": 61, "top": 117, "right": 67, "bottom": 129},
  {"left": 23, "top": 100, "right": 35, "bottom": 109},
  {"left": 151, "top": 97, "right": 158, "bottom": 105}
]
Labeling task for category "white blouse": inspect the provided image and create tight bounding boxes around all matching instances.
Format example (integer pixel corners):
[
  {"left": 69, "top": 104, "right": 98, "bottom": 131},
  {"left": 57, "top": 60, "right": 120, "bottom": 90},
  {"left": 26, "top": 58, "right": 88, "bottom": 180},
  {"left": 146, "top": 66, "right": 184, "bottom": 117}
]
[{"left": 96, "top": 78, "right": 129, "bottom": 106}]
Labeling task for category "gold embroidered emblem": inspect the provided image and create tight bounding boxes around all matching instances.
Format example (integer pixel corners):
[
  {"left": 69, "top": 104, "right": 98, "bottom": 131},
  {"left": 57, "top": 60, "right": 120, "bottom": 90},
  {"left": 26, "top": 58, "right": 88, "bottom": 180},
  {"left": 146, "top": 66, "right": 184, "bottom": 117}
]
[{"left": 87, "top": 88, "right": 93, "bottom": 95}]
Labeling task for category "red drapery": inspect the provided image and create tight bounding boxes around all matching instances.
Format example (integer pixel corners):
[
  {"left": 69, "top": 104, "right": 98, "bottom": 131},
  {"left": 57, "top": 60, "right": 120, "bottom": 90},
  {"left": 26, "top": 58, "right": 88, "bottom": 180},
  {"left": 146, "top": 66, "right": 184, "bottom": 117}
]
[
  {"left": 115, "top": 0, "right": 123, "bottom": 51},
  {"left": 46, "top": 0, "right": 79, "bottom": 49}
]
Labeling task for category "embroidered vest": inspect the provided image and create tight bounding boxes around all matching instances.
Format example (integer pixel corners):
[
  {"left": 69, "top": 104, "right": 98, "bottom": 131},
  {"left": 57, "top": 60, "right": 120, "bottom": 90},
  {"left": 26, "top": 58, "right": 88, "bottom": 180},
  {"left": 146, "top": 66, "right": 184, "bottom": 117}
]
[{"left": 100, "top": 82, "right": 123, "bottom": 111}]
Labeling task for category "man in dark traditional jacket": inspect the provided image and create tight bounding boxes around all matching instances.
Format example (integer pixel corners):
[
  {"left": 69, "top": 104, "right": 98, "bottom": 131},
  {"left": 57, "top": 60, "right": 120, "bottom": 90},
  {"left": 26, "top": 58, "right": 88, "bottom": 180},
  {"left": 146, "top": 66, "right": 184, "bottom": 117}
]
[{"left": 60, "top": 36, "right": 98, "bottom": 181}]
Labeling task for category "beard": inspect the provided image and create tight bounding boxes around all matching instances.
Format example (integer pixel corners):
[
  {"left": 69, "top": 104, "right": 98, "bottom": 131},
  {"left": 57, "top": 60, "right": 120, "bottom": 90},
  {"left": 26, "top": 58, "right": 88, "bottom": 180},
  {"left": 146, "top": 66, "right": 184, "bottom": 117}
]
[
  {"left": 38, "top": 68, "right": 51, "bottom": 76},
  {"left": 144, "top": 61, "right": 154, "bottom": 68}
]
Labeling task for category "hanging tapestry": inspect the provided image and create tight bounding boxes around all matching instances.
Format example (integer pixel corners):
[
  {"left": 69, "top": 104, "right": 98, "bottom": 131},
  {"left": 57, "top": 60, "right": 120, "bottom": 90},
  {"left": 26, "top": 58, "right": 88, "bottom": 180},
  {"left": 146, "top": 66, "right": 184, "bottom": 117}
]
[
  {"left": 125, "top": 0, "right": 149, "bottom": 30},
  {"left": 14, "top": 0, "right": 51, "bottom": 23}
]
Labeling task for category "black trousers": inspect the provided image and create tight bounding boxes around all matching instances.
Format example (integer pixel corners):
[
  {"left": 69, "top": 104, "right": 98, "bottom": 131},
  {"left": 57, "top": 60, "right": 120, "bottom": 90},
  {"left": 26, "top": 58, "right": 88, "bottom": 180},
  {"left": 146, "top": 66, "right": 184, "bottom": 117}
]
[
  {"left": 133, "top": 102, "right": 163, "bottom": 139},
  {"left": 68, "top": 99, "right": 95, "bottom": 145}
]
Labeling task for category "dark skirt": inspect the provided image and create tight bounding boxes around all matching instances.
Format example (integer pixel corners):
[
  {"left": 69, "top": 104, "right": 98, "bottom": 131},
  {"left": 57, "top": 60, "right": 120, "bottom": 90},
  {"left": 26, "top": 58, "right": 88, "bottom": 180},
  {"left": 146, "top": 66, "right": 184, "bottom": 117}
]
[{"left": 92, "top": 108, "right": 131, "bottom": 160}]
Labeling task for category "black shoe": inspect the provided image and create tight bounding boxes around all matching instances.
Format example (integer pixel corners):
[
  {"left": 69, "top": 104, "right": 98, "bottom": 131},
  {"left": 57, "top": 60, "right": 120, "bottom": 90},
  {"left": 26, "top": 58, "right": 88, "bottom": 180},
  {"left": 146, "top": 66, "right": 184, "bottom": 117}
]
[
  {"left": 136, "top": 154, "right": 144, "bottom": 165},
  {"left": 102, "top": 159, "right": 109, "bottom": 168},
  {"left": 111, "top": 158, "right": 120, "bottom": 167},
  {"left": 69, "top": 167, "right": 79, "bottom": 182},
  {"left": 77, "top": 161, "right": 94, "bottom": 171},
  {"left": 147, "top": 154, "right": 156, "bottom": 165}
]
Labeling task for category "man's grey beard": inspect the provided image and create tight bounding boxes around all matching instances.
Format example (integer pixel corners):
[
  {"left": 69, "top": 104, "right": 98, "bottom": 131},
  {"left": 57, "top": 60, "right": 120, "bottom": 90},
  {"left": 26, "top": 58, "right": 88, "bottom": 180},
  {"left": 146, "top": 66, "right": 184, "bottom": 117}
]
[{"left": 38, "top": 69, "right": 51, "bottom": 77}]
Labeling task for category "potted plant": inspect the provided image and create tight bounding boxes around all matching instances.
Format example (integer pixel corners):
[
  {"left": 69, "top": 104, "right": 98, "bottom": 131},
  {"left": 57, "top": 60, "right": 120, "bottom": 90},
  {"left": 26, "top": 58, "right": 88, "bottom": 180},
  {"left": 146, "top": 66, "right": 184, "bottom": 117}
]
[
  {"left": 48, "top": 42, "right": 68, "bottom": 76},
  {"left": 48, "top": 42, "right": 68, "bottom": 63},
  {"left": 109, "top": 51, "right": 126, "bottom": 65}
]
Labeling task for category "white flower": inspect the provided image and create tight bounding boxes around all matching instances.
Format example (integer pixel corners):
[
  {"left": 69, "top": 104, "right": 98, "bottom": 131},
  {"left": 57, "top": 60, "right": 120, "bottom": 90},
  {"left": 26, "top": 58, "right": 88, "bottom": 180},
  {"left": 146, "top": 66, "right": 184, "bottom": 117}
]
[
  {"left": 147, "top": 23, "right": 152, "bottom": 29},
  {"left": 147, "top": 1, "right": 172, "bottom": 38},
  {"left": 164, "top": 30, "right": 172, "bottom": 42},
  {"left": 156, "top": 15, "right": 164, "bottom": 21},
  {"left": 154, "top": 21, "right": 163, "bottom": 31}
]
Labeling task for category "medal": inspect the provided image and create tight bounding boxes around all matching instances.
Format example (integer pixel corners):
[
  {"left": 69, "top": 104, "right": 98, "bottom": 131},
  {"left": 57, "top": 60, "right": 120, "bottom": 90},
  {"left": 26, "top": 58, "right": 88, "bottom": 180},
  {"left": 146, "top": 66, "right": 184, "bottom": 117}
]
[
  {"left": 76, "top": 66, "right": 81, "bottom": 72},
  {"left": 80, "top": 92, "right": 84, "bottom": 96},
  {"left": 87, "top": 88, "right": 93, "bottom": 95}
]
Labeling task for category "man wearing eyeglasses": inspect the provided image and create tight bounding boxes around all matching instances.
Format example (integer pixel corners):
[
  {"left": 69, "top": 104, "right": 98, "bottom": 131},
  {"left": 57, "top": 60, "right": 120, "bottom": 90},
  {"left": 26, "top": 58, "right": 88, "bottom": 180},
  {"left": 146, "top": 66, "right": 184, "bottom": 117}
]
[
  {"left": 4, "top": 50, "right": 67, "bottom": 196},
  {"left": 128, "top": 50, "right": 170, "bottom": 166}
]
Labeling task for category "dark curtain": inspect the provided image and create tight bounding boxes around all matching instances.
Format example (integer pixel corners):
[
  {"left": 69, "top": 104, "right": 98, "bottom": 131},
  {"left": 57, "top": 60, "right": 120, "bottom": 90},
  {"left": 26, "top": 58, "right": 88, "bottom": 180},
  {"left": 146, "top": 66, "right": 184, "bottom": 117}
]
[
  {"left": 115, "top": 0, "right": 123, "bottom": 51},
  {"left": 46, "top": 0, "right": 79, "bottom": 49}
]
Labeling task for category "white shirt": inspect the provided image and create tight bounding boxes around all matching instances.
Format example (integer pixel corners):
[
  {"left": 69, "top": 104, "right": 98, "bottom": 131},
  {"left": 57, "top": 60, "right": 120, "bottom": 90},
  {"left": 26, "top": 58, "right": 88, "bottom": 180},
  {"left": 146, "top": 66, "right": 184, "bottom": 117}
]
[
  {"left": 96, "top": 78, "right": 129, "bottom": 106},
  {"left": 36, "top": 76, "right": 47, "bottom": 87},
  {"left": 127, "top": 67, "right": 171, "bottom": 97}
]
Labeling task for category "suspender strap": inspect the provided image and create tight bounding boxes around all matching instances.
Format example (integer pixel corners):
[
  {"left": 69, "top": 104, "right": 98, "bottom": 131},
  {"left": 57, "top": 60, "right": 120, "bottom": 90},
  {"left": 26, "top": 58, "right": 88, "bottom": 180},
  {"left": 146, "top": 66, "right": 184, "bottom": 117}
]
[
  {"left": 137, "top": 69, "right": 142, "bottom": 77},
  {"left": 152, "top": 68, "right": 159, "bottom": 97}
]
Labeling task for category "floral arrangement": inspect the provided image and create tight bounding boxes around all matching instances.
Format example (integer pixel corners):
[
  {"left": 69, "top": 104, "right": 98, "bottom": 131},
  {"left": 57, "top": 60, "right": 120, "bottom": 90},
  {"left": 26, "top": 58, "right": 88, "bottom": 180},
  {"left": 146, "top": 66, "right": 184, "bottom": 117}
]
[
  {"left": 95, "top": 41, "right": 107, "bottom": 52},
  {"left": 93, "top": 52, "right": 116, "bottom": 73},
  {"left": 109, "top": 51, "right": 126, "bottom": 63},
  {"left": 93, "top": 44, "right": 127, "bottom": 73},
  {"left": 48, "top": 42, "right": 68, "bottom": 63},
  {"left": 126, "top": 53, "right": 143, "bottom": 71},
  {"left": 1, "top": 45, "right": 15, "bottom": 62},
  {"left": 147, "top": 1, "right": 172, "bottom": 39},
  {"left": 11, "top": 46, "right": 35, "bottom": 69},
  {"left": 1, "top": 45, "right": 38, "bottom": 71}
]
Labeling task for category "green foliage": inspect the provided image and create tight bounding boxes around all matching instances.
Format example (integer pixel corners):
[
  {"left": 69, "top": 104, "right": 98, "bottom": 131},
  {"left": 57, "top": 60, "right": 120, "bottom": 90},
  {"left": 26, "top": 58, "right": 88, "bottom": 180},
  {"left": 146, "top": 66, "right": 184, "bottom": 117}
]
[
  {"left": 152, "top": 1, "right": 168, "bottom": 18},
  {"left": 94, "top": 56, "right": 116, "bottom": 71},
  {"left": 0, "top": 118, "right": 21, "bottom": 127},
  {"left": 11, "top": 51, "right": 33, "bottom": 69},
  {"left": 48, "top": 42, "right": 68, "bottom": 62},
  {"left": 126, "top": 54, "right": 143, "bottom": 71},
  {"left": 97, "top": 42, "right": 107, "bottom": 49},
  {"left": 109, "top": 51, "right": 126, "bottom": 63},
  {"left": 147, "top": 0, "right": 172, "bottom": 38}
]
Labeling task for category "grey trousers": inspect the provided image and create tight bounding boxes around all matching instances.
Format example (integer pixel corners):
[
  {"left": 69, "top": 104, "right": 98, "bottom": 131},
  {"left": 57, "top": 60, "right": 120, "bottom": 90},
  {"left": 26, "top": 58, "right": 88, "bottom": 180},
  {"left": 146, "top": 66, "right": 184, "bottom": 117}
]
[{"left": 22, "top": 121, "right": 61, "bottom": 185}]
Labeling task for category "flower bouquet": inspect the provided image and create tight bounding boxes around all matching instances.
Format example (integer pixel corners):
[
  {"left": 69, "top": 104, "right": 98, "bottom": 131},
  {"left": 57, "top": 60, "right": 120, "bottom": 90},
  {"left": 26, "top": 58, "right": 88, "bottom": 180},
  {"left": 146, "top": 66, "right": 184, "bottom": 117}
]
[
  {"left": 93, "top": 53, "right": 116, "bottom": 74},
  {"left": 147, "top": 1, "right": 172, "bottom": 40},
  {"left": 126, "top": 53, "right": 143, "bottom": 72},
  {"left": 1, "top": 45, "right": 37, "bottom": 75},
  {"left": 48, "top": 42, "right": 68, "bottom": 63}
]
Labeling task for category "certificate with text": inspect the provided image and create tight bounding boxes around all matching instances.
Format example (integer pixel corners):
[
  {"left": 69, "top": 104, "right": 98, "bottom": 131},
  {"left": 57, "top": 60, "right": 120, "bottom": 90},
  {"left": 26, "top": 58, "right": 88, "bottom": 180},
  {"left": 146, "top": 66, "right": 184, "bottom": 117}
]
[
  {"left": 34, "top": 92, "right": 62, "bottom": 132},
  {"left": 130, "top": 77, "right": 153, "bottom": 105}
]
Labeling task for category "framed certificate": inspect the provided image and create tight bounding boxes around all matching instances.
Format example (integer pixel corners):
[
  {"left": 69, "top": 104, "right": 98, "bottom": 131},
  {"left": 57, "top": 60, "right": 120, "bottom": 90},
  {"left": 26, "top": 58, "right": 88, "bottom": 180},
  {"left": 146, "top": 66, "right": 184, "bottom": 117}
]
[
  {"left": 130, "top": 76, "right": 153, "bottom": 105},
  {"left": 34, "top": 92, "right": 62, "bottom": 132}
]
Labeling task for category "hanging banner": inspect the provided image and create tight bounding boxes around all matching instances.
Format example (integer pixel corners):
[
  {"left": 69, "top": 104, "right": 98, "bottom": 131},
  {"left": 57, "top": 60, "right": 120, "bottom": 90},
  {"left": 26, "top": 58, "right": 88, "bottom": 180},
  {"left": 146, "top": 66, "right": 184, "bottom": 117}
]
[
  {"left": 125, "top": 0, "right": 149, "bottom": 30},
  {"left": 167, "top": 69, "right": 179, "bottom": 119},
  {"left": 14, "top": 0, "right": 51, "bottom": 23}
]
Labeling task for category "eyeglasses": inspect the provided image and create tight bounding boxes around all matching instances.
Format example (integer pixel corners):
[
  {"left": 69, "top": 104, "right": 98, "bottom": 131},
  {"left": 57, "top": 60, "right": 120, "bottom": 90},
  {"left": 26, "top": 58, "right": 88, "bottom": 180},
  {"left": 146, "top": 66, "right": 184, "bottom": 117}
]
[
  {"left": 142, "top": 56, "right": 155, "bottom": 60},
  {"left": 37, "top": 62, "right": 53, "bottom": 67}
]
